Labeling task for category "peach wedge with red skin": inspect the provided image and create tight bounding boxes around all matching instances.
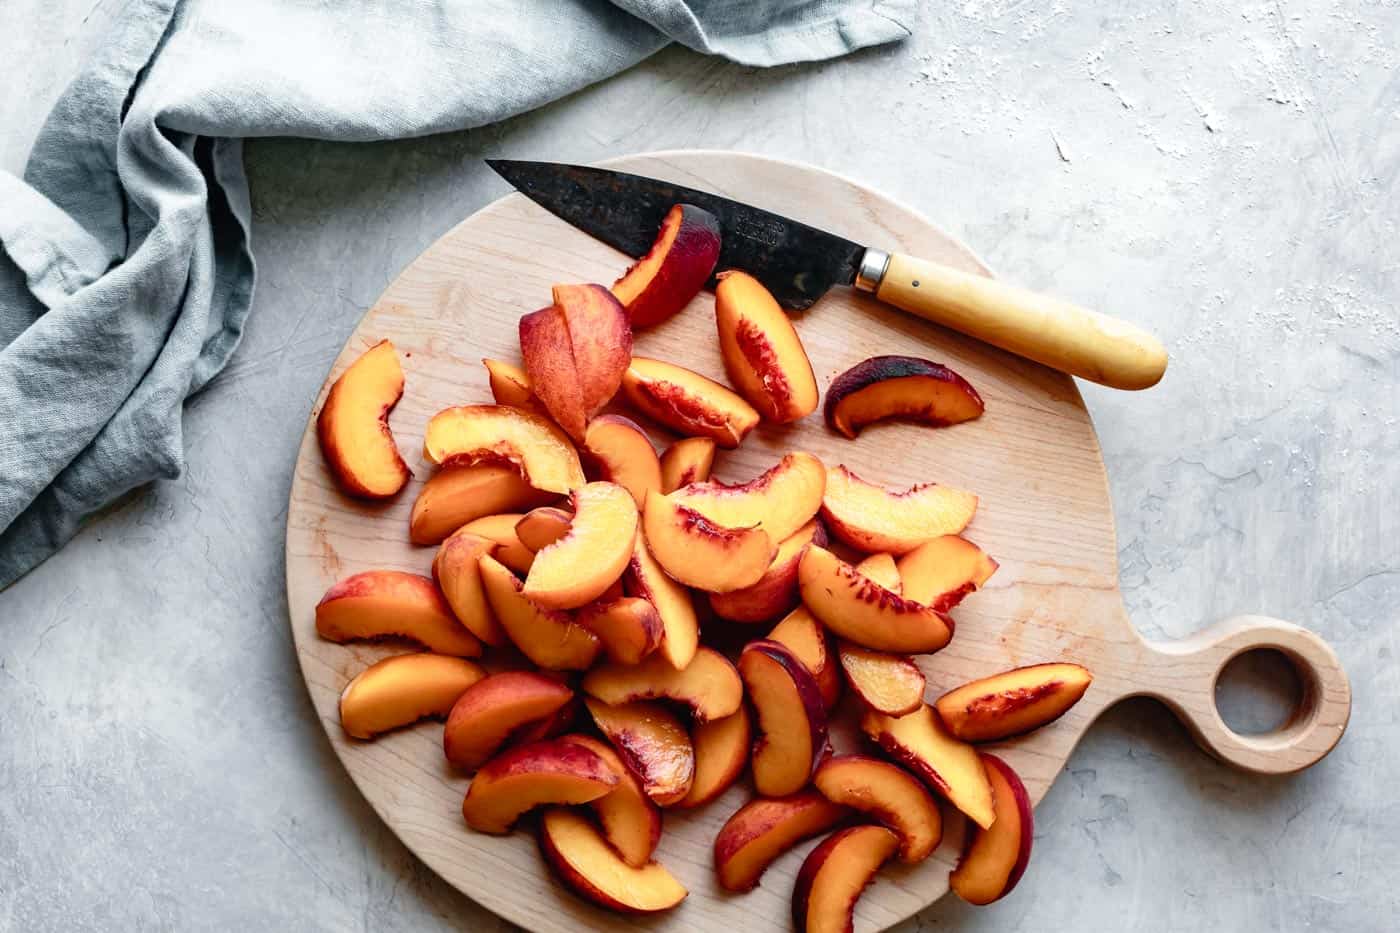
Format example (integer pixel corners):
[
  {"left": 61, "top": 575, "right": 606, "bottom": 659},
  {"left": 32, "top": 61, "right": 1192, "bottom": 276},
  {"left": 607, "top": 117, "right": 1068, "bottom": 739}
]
[
  {"left": 659, "top": 436, "right": 716, "bottom": 493},
  {"left": 623, "top": 531, "right": 699, "bottom": 669},
  {"left": 409, "top": 463, "right": 557, "bottom": 546},
  {"left": 482, "top": 358, "right": 542, "bottom": 412},
  {"left": 582, "top": 646, "right": 742, "bottom": 723},
  {"left": 585, "top": 697, "right": 695, "bottom": 807},
  {"left": 611, "top": 203, "right": 721, "bottom": 329},
  {"left": 715, "top": 270, "right": 819, "bottom": 423},
  {"left": 539, "top": 807, "right": 688, "bottom": 914},
  {"left": 713, "top": 790, "right": 850, "bottom": 892},
  {"left": 792, "top": 825, "right": 900, "bottom": 933},
  {"left": 316, "top": 570, "right": 482, "bottom": 657},
  {"left": 559, "top": 735, "right": 663, "bottom": 867},
  {"left": 317, "top": 340, "right": 411, "bottom": 498},
  {"left": 768, "top": 607, "right": 842, "bottom": 710},
  {"left": 861, "top": 704, "right": 995, "bottom": 829},
  {"left": 739, "top": 639, "right": 830, "bottom": 797},
  {"left": 950, "top": 754, "right": 1034, "bottom": 905},
  {"left": 642, "top": 490, "right": 775, "bottom": 593},
  {"left": 442, "top": 671, "right": 575, "bottom": 771},
  {"left": 479, "top": 555, "right": 600, "bottom": 670},
  {"left": 519, "top": 284, "right": 633, "bottom": 439},
  {"left": 423, "top": 404, "right": 585, "bottom": 495},
  {"left": 339, "top": 654, "right": 486, "bottom": 740},
  {"left": 507, "top": 697, "right": 580, "bottom": 747},
  {"left": 710, "top": 519, "right": 827, "bottom": 623},
  {"left": 523, "top": 481, "right": 638, "bottom": 610},
  {"left": 671, "top": 451, "right": 826, "bottom": 544},
  {"left": 798, "top": 546, "right": 953, "bottom": 654},
  {"left": 514, "top": 506, "right": 572, "bottom": 553},
  {"left": 577, "top": 596, "right": 664, "bottom": 665},
  {"left": 582, "top": 415, "right": 662, "bottom": 507},
  {"left": 897, "top": 534, "right": 998, "bottom": 609},
  {"left": 821, "top": 465, "right": 978, "bottom": 556},
  {"left": 432, "top": 531, "right": 507, "bottom": 646},
  {"left": 621, "top": 357, "right": 759, "bottom": 448},
  {"left": 935, "top": 662, "right": 1093, "bottom": 742},
  {"left": 678, "top": 708, "right": 750, "bottom": 809},
  {"left": 837, "top": 642, "right": 926, "bottom": 717},
  {"left": 461, "top": 738, "right": 619, "bottom": 834},
  {"left": 813, "top": 755, "right": 942, "bottom": 863},
  {"left": 824, "top": 355, "right": 984, "bottom": 439}
]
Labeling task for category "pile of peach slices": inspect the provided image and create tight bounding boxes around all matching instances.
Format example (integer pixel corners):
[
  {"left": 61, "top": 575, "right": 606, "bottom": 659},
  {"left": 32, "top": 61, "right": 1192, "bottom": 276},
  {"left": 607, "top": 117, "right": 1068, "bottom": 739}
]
[{"left": 313, "top": 203, "right": 1094, "bottom": 929}]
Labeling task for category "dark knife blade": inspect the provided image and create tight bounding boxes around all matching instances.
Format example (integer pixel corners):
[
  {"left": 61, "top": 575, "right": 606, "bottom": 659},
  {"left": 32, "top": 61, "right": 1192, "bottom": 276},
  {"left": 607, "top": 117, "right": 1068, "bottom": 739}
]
[{"left": 485, "top": 159, "right": 867, "bottom": 310}]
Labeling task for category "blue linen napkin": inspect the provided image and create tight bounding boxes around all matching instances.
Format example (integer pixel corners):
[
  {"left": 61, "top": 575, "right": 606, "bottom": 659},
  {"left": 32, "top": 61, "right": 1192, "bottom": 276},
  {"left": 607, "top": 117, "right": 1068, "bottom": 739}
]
[{"left": 0, "top": 0, "right": 912, "bottom": 586}]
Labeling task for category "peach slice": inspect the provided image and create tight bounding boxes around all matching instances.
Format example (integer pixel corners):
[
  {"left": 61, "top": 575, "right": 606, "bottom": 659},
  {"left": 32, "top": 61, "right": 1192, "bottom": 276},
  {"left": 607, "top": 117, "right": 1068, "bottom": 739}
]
[
  {"left": 339, "top": 654, "right": 486, "bottom": 739},
  {"left": 950, "top": 754, "right": 1034, "bottom": 905},
  {"left": 611, "top": 203, "right": 721, "bottom": 329},
  {"left": 821, "top": 465, "right": 978, "bottom": 555},
  {"left": 641, "top": 490, "right": 775, "bottom": 593},
  {"left": 559, "top": 734, "right": 663, "bottom": 867},
  {"left": 520, "top": 284, "right": 633, "bottom": 439},
  {"left": 935, "top": 662, "right": 1093, "bottom": 742},
  {"left": 577, "top": 596, "right": 664, "bottom": 665},
  {"left": 837, "top": 643, "right": 926, "bottom": 717},
  {"left": 678, "top": 708, "right": 750, "bottom": 809},
  {"left": 739, "top": 639, "right": 830, "bottom": 797},
  {"left": 792, "top": 825, "right": 900, "bottom": 933},
  {"left": 431, "top": 532, "right": 507, "bottom": 646},
  {"left": 582, "top": 647, "right": 742, "bottom": 723},
  {"left": 461, "top": 738, "right": 619, "bottom": 834},
  {"left": 582, "top": 415, "right": 662, "bottom": 507},
  {"left": 461, "top": 513, "right": 535, "bottom": 574},
  {"left": 478, "top": 555, "right": 600, "bottom": 670},
  {"left": 538, "top": 807, "right": 688, "bottom": 914},
  {"left": 623, "top": 531, "right": 699, "bottom": 669},
  {"left": 824, "top": 356, "right": 984, "bottom": 439},
  {"left": 897, "top": 534, "right": 999, "bottom": 610},
  {"left": 798, "top": 546, "right": 954, "bottom": 654},
  {"left": 316, "top": 340, "right": 411, "bottom": 499},
  {"left": 316, "top": 570, "right": 482, "bottom": 657},
  {"left": 514, "top": 506, "right": 573, "bottom": 553},
  {"left": 710, "top": 519, "right": 826, "bottom": 623},
  {"left": 423, "top": 404, "right": 585, "bottom": 495},
  {"left": 482, "top": 358, "right": 541, "bottom": 412},
  {"left": 715, "top": 270, "right": 819, "bottom": 423},
  {"left": 409, "top": 463, "right": 557, "bottom": 546},
  {"left": 813, "top": 755, "right": 942, "bottom": 863},
  {"left": 508, "top": 696, "right": 580, "bottom": 746},
  {"left": 659, "top": 436, "right": 716, "bottom": 493},
  {"left": 523, "top": 482, "right": 638, "bottom": 609},
  {"left": 584, "top": 698, "right": 695, "bottom": 807},
  {"left": 621, "top": 357, "right": 759, "bottom": 448},
  {"left": 853, "top": 552, "right": 901, "bottom": 592},
  {"left": 861, "top": 704, "right": 995, "bottom": 829},
  {"left": 768, "top": 607, "right": 841, "bottom": 710},
  {"left": 442, "top": 671, "right": 575, "bottom": 771},
  {"left": 713, "top": 790, "right": 850, "bottom": 892},
  {"left": 671, "top": 451, "right": 826, "bottom": 545}
]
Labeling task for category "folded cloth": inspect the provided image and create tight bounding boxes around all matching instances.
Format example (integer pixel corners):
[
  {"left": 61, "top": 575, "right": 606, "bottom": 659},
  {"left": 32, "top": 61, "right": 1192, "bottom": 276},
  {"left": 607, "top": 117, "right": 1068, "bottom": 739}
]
[{"left": 0, "top": 0, "right": 911, "bottom": 587}]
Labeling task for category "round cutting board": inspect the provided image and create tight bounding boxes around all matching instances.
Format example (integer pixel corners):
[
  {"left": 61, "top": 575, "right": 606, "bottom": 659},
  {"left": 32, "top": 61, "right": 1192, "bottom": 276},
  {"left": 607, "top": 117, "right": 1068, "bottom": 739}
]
[{"left": 285, "top": 151, "right": 1349, "bottom": 932}]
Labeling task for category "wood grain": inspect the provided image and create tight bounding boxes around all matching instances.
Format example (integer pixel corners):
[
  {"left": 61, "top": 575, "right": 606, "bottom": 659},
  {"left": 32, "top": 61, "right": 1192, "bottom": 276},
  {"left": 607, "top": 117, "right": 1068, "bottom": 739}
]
[{"left": 284, "top": 151, "right": 1350, "bottom": 932}]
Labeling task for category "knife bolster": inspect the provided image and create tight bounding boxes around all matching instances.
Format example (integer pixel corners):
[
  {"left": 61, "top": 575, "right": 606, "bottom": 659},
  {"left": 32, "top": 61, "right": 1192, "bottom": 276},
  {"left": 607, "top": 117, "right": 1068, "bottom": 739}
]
[{"left": 853, "top": 248, "right": 890, "bottom": 293}]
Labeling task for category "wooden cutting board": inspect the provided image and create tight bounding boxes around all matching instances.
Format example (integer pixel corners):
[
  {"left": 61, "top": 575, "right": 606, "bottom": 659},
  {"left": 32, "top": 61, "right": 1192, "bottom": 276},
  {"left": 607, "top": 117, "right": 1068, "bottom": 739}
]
[{"left": 284, "top": 151, "right": 1350, "bottom": 932}]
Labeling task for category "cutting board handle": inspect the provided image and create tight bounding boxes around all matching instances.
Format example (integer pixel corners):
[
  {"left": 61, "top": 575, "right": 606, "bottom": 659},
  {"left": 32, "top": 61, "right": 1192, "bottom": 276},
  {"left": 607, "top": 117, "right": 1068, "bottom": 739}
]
[{"left": 1126, "top": 615, "right": 1350, "bottom": 774}]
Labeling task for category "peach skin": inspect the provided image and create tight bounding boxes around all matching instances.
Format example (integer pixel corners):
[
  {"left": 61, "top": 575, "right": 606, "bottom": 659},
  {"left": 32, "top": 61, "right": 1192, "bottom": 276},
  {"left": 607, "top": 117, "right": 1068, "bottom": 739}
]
[
  {"left": 316, "top": 340, "right": 411, "bottom": 499},
  {"left": 582, "top": 415, "right": 662, "bottom": 507},
  {"left": 768, "top": 607, "right": 842, "bottom": 710},
  {"left": 442, "top": 671, "right": 575, "bottom": 772},
  {"left": 577, "top": 596, "right": 664, "bottom": 665},
  {"left": 339, "top": 653, "right": 486, "bottom": 740},
  {"left": 710, "top": 519, "right": 826, "bottom": 623},
  {"left": 712, "top": 790, "right": 849, "bottom": 892},
  {"left": 316, "top": 570, "right": 482, "bottom": 657},
  {"left": 460, "top": 738, "right": 619, "bottom": 834},
  {"left": 739, "top": 639, "right": 830, "bottom": 796},
  {"left": 715, "top": 270, "right": 819, "bottom": 423},
  {"left": 824, "top": 355, "right": 984, "bottom": 439},
  {"left": 791, "top": 825, "right": 900, "bottom": 933},
  {"left": 949, "top": 753, "right": 1033, "bottom": 905},
  {"left": 538, "top": 807, "right": 687, "bottom": 914},
  {"left": 611, "top": 203, "right": 721, "bottom": 329}
]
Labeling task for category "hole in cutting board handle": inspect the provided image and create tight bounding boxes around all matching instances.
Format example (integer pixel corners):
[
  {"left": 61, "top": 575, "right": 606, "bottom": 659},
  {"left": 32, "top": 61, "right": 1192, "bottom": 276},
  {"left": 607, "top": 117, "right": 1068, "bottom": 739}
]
[{"left": 1213, "top": 647, "right": 1307, "bottom": 736}]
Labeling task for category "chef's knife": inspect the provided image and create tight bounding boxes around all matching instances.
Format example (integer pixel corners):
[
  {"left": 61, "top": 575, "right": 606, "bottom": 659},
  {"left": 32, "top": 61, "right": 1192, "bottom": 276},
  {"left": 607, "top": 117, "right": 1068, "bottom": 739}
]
[{"left": 486, "top": 159, "right": 1167, "bottom": 391}]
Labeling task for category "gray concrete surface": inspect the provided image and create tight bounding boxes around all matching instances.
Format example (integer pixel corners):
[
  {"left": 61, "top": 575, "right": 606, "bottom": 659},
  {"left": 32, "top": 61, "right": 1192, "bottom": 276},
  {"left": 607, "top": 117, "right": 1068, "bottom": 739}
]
[{"left": 2, "top": 2, "right": 1397, "bottom": 930}]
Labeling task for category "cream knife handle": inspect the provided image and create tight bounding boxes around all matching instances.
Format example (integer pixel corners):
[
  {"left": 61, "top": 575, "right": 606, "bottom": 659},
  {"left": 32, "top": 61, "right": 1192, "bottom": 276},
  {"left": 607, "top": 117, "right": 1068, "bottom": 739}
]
[{"left": 861, "top": 250, "right": 1168, "bottom": 390}]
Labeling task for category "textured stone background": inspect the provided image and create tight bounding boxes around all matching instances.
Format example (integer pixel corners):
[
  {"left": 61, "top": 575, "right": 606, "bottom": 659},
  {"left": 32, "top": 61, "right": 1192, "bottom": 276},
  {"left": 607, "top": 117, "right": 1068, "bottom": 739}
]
[{"left": 2, "top": 2, "right": 1396, "bottom": 930}]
